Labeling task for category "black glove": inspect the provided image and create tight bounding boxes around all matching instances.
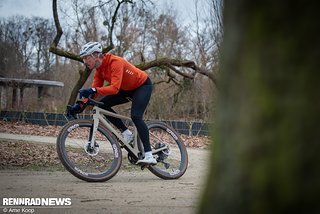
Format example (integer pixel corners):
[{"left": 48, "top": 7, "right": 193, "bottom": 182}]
[
  {"left": 79, "top": 88, "right": 96, "bottom": 99},
  {"left": 66, "top": 101, "right": 86, "bottom": 119}
]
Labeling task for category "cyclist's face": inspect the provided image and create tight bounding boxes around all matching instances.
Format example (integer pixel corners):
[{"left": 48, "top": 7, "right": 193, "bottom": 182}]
[{"left": 82, "top": 54, "right": 99, "bottom": 70}]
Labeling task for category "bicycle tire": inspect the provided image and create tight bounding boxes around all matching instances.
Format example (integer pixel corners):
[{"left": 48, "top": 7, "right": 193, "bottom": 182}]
[
  {"left": 147, "top": 122, "right": 188, "bottom": 179},
  {"left": 56, "top": 119, "right": 122, "bottom": 182}
]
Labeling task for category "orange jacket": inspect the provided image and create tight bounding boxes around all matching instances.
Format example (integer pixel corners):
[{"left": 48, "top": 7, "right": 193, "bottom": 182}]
[{"left": 92, "top": 54, "right": 148, "bottom": 96}]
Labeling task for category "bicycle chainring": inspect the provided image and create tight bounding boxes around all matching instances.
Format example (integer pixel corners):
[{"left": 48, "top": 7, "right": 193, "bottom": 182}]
[{"left": 127, "top": 153, "right": 138, "bottom": 164}]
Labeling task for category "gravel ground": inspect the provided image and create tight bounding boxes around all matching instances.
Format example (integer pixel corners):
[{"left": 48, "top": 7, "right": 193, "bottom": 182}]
[{"left": 0, "top": 121, "right": 211, "bottom": 214}]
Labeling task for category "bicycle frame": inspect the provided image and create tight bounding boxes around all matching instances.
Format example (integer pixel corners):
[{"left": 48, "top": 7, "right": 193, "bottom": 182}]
[{"left": 88, "top": 105, "right": 168, "bottom": 159}]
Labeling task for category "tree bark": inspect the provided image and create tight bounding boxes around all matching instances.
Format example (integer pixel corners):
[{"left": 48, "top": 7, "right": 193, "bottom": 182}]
[{"left": 199, "top": 0, "right": 320, "bottom": 213}]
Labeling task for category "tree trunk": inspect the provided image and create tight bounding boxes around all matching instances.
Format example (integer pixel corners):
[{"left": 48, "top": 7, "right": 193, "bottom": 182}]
[
  {"left": 199, "top": 0, "right": 320, "bottom": 213},
  {"left": 67, "top": 67, "right": 92, "bottom": 105}
]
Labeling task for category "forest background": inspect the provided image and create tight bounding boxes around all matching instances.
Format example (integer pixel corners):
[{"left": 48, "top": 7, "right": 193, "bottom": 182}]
[{"left": 0, "top": 0, "right": 222, "bottom": 123}]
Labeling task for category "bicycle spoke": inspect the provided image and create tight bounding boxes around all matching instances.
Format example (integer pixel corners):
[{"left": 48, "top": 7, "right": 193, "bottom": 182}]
[
  {"left": 147, "top": 122, "right": 188, "bottom": 179},
  {"left": 57, "top": 120, "right": 122, "bottom": 181}
]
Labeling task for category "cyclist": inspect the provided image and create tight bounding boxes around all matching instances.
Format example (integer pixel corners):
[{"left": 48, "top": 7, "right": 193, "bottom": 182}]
[{"left": 68, "top": 42, "right": 156, "bottom": 164}]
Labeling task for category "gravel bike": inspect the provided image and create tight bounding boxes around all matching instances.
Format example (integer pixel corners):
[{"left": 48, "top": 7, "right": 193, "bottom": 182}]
[{"left": 56, "top": 96, "right": 188, "bottom": 182}]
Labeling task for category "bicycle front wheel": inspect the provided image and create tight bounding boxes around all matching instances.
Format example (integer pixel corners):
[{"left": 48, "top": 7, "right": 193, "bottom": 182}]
[
  {"left": 147, "top": 122, "right": 188, "bottom": 179},
  {"left": 56, "top": 119, "right": 122, "bottom": 182}
]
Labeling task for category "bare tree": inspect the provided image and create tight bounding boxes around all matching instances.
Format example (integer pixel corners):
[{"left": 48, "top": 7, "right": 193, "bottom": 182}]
[
  {"left": 0, "top": 16, "right": 56, "bottom": 77},
  {"left": 50, "top": 0, "right": 216, "bottom": 105},
  {"left": 0, "top": 16, "right": 32, "bottom": 78},
  {"left": 30, "top": 18, "right": 55, "bottom": 74}
]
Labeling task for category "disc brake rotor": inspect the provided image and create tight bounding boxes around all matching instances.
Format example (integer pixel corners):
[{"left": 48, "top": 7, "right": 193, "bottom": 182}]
[{"left": 84, "top": 141, "right": 99, "bottom": 156}]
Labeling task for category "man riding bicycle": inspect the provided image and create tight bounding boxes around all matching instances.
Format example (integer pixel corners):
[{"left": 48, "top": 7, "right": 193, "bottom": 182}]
[{"left": 68, "top": 41, "right": 157, "bottom": 164}]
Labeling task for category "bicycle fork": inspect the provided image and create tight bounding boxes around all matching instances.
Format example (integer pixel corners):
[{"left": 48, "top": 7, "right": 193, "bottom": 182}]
[{"left": 88, "top": 115, "right": 100, "bottom": 151}]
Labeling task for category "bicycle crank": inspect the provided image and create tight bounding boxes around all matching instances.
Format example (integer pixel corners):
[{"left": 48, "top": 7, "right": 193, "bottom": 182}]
[{"left": 127, "top": 153, "right": 138, "bottom": 164}]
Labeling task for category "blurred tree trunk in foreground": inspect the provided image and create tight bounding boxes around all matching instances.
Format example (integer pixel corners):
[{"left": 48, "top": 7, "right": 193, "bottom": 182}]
[{"left": 199, "top": 0, "right": 320, "bottom": 213}]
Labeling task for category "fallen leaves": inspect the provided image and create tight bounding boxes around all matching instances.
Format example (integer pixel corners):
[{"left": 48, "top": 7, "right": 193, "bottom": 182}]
[
  {"left": 181, "top": 135, "right": 210, "bottom": 149},
  {"left": 0, "top": 140, "right": 61, "bottom": 169},
  {"left": 0, "top": 121, "right": 61, "bottom": 137},
  {"left": 0, "top": 121, "right": 210, "bottom": 149}
]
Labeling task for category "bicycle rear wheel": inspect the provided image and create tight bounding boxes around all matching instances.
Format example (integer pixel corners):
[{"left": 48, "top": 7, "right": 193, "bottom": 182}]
[
  {"left": 56, "top": 119, "right": 122, "bottom": 182},
  {"left": 147, "top": 122, "right": 188, "bottom": 179}
]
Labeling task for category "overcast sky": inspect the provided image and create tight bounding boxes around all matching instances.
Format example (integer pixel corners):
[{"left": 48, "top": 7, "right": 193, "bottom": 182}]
[
  {"left": 0, "top": 0, "right": 52, "bottom": 18},
  {"left": 0, "top": 0, "right": 199, "bottom": 23}
]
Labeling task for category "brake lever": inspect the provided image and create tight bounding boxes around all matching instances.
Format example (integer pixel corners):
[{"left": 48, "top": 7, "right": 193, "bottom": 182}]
[{"left": 66, "top": 105, "right": 77, "bottom": 119}]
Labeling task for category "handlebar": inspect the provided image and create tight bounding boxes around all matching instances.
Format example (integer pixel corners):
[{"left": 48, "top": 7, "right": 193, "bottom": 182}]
[
  {"left": 66, "top": 94, "right": 103, "bottom": 119},
  {"left": 86, "top": 94, "right": 104, "bottom": 106}
]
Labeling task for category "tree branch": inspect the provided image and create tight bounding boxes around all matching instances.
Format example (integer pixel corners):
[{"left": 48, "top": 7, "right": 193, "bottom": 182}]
[
  {"left": 50, "top": 0, "right": 82, "bottom": 62},
  {"left": 165, "top": 64, "right": 194, "bottom": 79},
  {"left": 136, "top": 57, "right": 217, "bottom": 85},
  {"left": 52, "top": 0, "right": 62, "bottom": 47},
  {"left": 104, "top": 0, "right": 131, "bottom": 51},
  {"left": 49, "top": 46, "right": 82, "bottom": 62}
]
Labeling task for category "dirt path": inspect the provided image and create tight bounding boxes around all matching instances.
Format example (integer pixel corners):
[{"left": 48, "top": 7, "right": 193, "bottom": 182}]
[{"left": 0, "top": 134, "right": 210, "bottom": 214}]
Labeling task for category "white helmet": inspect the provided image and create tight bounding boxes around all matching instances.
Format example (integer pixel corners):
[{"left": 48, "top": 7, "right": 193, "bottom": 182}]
[{"left": 79, "top": 42, "right": 102, "bottom": 57}]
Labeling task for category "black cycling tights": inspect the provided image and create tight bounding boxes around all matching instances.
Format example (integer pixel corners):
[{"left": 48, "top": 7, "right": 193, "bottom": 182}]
[{"left": 100, "top": 77, "right": 153, "bottom": 152}]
